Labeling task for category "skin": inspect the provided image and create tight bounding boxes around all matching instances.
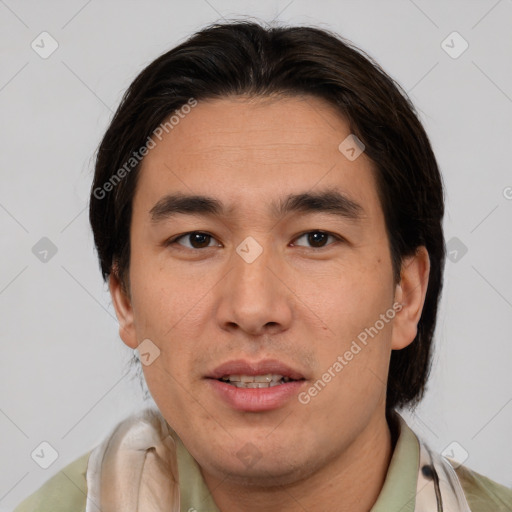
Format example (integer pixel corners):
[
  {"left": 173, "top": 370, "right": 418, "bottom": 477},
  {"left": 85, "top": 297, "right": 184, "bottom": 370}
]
[{"left": 110, "top": 95, "right": 430, "bottom": 512}]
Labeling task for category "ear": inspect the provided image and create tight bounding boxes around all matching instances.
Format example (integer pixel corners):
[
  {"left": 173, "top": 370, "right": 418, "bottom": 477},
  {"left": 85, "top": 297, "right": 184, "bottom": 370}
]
[
  {"left": 391, "top": 246, "right": 430, "bottom": 350},
  {"left": 109, "top": 272, "right": 138, "bottom": 349}
]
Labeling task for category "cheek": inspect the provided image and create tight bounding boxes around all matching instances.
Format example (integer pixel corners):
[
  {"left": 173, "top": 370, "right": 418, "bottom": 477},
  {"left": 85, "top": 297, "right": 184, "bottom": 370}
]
[
  {"left": 129, "top": 259, "right": 192, "bottom": 337},
  {"left": 307, "top": 255, "right": 394, "bottom": 335},
  {"left": 304, "top": 254, "right": 395, "bottom": 396},
  {"left": 304, "top": 322, "right": 392, "bottom": 430},
  {"left": 128, "top": 269, "right": 206, "bottom": 374}
]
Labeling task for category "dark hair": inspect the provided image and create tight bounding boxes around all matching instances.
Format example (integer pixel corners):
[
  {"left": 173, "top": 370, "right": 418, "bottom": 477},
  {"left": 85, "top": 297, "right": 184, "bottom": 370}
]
[{"left": 89, "top": 20, "right": 445, "bottom": 412}]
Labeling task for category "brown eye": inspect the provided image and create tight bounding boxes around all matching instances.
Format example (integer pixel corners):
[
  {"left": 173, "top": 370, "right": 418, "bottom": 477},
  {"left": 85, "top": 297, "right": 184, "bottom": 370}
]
[
  {"left": 170, "top": 232, "right": 219, "bottom": 249},
  {"left": 292, "top": 231, "right": 339, "bottom": 248}
]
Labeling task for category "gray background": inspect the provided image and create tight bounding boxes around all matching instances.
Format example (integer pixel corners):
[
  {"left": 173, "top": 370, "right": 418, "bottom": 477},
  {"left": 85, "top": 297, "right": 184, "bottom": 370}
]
[{"left": 1, "top": 0, "right": 511, "bottom": 509}]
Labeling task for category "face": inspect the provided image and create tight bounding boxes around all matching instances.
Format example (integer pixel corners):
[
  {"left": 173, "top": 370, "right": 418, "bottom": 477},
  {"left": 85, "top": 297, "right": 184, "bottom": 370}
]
[{"left": 110, "top": 95, "right": 428, "bottom": 487}]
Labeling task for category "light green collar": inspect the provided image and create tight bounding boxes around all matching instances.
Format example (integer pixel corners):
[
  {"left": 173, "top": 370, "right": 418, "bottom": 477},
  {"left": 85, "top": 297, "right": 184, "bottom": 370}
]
[
  {"left": 370, "top": 413, "right": 420, "bottom": 512},
  {"left": 172, "top": 432, "right": 221, "bottom": 512}
]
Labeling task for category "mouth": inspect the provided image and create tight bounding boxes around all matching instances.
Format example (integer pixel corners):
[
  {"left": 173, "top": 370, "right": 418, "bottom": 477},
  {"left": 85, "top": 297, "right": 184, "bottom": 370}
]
[
  {"left": 217, "top": 374, "right": 301, "bottom": 388},
  {"left": 206, "top": 358, "right": 306, "bottom": 383},
  {"left": 205, "top": 359, "right": 307, "bottom": 412}
]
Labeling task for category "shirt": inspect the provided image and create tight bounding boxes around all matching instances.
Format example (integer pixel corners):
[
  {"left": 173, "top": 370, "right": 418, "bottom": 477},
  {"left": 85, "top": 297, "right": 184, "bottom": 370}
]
[{"left": 14, "top": 415, "right": 512, "bottom": 511}]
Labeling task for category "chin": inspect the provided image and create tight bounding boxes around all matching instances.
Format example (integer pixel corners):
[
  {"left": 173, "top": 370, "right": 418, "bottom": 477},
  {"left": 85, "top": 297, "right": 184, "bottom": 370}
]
[
  {"left": 199, "top": 442, "right": 320, "bottom": 488},
  {"left": 218, "top": 462, "right": 312, "bottom": 488}
]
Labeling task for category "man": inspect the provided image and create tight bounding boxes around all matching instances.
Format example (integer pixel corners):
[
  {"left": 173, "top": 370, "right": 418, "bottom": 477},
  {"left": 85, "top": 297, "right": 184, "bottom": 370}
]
[{"left": 15, "top": 20, "right": 512, "bottom": 512}]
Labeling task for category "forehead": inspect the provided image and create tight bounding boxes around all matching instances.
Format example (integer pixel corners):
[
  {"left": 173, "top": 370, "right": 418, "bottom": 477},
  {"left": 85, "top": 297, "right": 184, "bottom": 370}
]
[
  {"left": 135, "top": 95, "right": 382, "bottom": 222},
  {"left": 144, "top": 94, "right": 352, "bottom": 164}
]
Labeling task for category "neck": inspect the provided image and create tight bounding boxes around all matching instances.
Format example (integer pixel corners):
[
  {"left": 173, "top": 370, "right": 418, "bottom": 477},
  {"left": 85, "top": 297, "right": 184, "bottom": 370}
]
[{"left": 201, "top": 409, "right": 395, "bottom": 512}]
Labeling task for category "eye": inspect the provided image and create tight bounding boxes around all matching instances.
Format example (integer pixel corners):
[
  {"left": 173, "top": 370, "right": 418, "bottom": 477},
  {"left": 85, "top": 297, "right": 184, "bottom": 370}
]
[
  {"left": 291, "top": 231, "right": 342, "bottom": 249},
  {"left": 167, "top": 232, "right": 221, "bottom": 249},
  {"left": 166, "top": 230, "right": 342, "bottom": 251}
]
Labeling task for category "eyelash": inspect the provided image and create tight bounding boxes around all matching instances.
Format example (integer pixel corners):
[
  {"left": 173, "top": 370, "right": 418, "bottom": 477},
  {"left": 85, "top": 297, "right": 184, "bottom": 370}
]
[{"left": 165, "top": 230, "right": 344, "bottom": 250}]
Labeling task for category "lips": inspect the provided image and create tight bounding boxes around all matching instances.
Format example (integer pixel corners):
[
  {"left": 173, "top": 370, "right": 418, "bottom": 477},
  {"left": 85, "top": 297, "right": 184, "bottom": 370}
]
[
  {"left": 205, "top": 359, "right": 307, "bottom": 412},
  {"left": 206, "top": 359, "right": 306, "bottom": 381}
]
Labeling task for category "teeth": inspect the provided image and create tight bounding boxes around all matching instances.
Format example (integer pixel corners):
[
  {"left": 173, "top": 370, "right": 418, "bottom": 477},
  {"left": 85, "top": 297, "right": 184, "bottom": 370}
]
[
  {"left": 253, "top": 374, "right": 273, "bottom": 383},
  {"left": 220, "top": 374, "right": 294, "bottom": 388},
  {"left": 232, "top": 381, "right": 283, "bottom": 388}
]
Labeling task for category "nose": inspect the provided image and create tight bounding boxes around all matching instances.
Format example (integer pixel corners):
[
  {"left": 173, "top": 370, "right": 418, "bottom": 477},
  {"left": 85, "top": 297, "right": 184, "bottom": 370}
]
[{"left": 215, "top": 238, "right": 293, "bottom": 337}]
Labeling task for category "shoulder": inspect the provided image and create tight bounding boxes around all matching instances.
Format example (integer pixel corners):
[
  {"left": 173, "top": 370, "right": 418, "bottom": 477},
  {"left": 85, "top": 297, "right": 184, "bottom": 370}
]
[
  {"left": 452, "top": 461, "right": 512, "bottom": 511},
  {"left": 14, "top": 451, "right": 90, "bottom": 512}
]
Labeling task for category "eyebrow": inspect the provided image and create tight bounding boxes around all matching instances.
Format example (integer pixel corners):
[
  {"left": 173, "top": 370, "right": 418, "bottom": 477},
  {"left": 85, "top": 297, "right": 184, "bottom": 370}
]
[{"left": 149, "top": 190, "right": 364, "bottom": 223}]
